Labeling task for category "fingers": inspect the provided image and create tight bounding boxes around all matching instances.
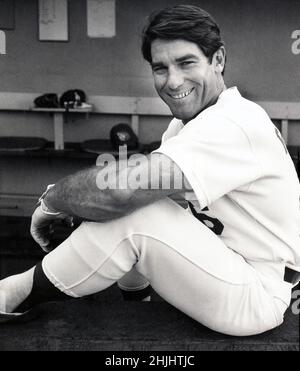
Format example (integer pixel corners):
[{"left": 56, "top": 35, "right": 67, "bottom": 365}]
[
  {"left": 61, "top": 216, "right": 74, "bottom": 228},
  {"left": 40, "top": 243, "right": 52, "bottom": 254},
  {"left": 30, "top": 206, "right": 74, "bottom": 253},
  {"left": 30, "top": 222, "right": 53, "bottom": 252},
  {"left": 30, "top": 206, "right": 57, "bottom": 252}
]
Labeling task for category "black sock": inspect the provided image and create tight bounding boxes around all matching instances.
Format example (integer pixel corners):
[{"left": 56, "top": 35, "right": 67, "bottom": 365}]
[
  {"left": 120, "top": 285, "right": 152, "bottom": 301},
  {"left": 15, "top": 262, "right": 71, "bottom": 312}
]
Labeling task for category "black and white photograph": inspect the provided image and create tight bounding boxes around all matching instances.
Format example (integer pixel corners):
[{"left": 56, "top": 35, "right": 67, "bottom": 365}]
[{"left": 0, "top": 0, "right": 299, "bottom": 355}]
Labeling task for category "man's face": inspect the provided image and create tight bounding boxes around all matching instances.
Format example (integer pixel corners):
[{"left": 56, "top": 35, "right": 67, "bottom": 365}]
[{"left": 151, "top": 39, "right": 224, "bottom": 123}]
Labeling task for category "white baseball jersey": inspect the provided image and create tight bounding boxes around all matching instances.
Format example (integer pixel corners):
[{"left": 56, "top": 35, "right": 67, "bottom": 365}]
[{"left": 154, "top": 87, "right": 300, "bottom": 281}]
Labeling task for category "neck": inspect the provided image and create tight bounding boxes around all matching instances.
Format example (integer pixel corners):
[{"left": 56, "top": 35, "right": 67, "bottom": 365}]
[{"left": 182, "top": 83, "right": 227, "bottom": 125}]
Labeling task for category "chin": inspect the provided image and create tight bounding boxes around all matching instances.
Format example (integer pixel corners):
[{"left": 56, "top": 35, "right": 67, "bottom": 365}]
[{"left": 172, "top": 109, "right": 198, "bottom": 123}]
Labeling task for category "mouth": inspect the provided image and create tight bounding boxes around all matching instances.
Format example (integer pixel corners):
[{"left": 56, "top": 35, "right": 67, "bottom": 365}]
[{"left": 168, "top": 88, "right": 194, "bottom": 100}]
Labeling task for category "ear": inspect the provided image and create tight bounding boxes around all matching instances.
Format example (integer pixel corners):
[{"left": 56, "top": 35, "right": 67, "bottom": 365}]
[{"left": 213, "top": 46, "right": 226, "bottom": 74}]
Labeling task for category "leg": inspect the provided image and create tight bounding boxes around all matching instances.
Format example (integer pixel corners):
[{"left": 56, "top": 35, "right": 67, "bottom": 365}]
[
  {"left": 41, "top": 198, "right": 288, "bottom": 335},
  {"left": 0, "top": 262, "right": 71, "bottom": 320},
  {"left": 117, "top": 268, "right": 151, "bottom": 301},
  {"left": 0, "top": 198, "right": 289, "bottom": 335}
]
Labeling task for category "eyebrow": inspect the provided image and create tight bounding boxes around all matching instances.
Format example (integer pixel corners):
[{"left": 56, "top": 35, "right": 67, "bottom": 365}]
[
  {"left": 151, "top": 54, "right": 199, "bottom": 68},
  {"left": 175, "top": 54, "right": 199, "bottom": 62}
]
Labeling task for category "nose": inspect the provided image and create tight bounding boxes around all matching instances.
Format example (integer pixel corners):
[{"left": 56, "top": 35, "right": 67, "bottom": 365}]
[{"left": 166, "top": 67, "right": 184, "bottom": 90}]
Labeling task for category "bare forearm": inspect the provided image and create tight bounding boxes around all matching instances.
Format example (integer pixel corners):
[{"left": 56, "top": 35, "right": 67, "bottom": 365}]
[
  {"left": 44, "top": 166, "right": 131, "bottom": 221},
  {"left": 43, "top": 154, "right": 190, "bottom": 221}
]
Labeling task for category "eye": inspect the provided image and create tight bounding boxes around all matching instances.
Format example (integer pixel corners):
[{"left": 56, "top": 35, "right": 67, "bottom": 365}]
[
  {"left": 152, "top": 65, "right": 167, "bottom": 75},
  {"left": 180, "top": 61, "right": 195, "bottom": 68}
]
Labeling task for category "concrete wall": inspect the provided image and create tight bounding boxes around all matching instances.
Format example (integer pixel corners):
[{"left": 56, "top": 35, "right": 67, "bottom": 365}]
[{"left": 0, "top": 0, "right": 299, "bottom": 144}]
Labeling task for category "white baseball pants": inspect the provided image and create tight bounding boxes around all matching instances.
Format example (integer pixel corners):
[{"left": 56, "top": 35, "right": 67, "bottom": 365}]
[{"left": 42, "top": 198, "right": 290, "bottom": 336}]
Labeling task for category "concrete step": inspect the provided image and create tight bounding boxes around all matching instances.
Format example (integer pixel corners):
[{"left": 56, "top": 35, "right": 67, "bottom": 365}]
[
  {"left": 0, "top": 216, "right": 299, "bottom": 351},
  {"left": 0, "top": 284, "right": 298, "bottom": 351}
]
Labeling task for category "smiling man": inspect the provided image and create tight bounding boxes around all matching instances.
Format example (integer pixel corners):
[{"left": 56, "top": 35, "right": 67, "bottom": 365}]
[
  {"left": 1, "top": 5, "right": 300, "bottom": 336},
  {"left": 150, "top": 39, "right": 225, "bottom": 122}
]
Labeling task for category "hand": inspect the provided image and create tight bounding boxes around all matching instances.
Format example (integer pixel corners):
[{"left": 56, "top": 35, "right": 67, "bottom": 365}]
[{"left": 30, "top": 206, "right": 74, "bottom": 253}]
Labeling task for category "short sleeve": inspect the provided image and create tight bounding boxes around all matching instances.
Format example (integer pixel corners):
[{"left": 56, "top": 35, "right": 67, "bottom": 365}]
[
  {"left": 153, "top": 112, "right": 261, "bottom": 208},
  {"left": 161, "top": 118, "right": 184, "bottom": 143}
]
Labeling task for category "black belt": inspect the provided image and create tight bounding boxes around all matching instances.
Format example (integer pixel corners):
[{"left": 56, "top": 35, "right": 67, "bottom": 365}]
[{"left": 284, "top": 266, "right": 300, "bottom": 285}]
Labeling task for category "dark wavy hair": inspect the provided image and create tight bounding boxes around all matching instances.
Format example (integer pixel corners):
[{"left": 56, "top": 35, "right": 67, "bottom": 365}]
[{"left": 142, "top": 5, "right": 225, "bottom": 71}]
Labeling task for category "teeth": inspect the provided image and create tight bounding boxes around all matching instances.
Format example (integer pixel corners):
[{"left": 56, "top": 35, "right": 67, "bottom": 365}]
[{"left": 170, "top": 89, "right": 193, "bottom": 99}]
